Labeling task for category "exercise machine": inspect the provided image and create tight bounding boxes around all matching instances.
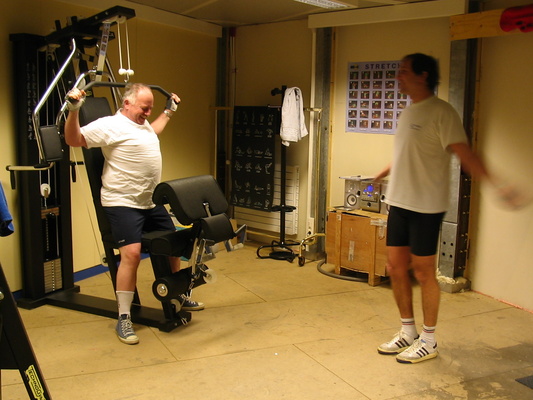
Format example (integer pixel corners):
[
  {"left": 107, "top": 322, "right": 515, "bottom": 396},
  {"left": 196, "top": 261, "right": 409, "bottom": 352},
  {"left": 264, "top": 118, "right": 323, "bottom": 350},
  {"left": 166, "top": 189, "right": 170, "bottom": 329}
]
[
  {"left": 7, "top": 5, "right": 136, "bottom": 309},
  {"left": 6, "top": 6, "right": 245, "bottom": 331}
]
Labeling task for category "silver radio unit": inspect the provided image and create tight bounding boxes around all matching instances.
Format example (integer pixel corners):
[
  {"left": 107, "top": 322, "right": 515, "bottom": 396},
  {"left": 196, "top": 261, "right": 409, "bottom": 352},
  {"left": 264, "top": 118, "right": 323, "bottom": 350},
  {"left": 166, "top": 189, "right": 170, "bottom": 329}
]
[{"left": 340, "top": 175, "right": 388, "bottom": 214}]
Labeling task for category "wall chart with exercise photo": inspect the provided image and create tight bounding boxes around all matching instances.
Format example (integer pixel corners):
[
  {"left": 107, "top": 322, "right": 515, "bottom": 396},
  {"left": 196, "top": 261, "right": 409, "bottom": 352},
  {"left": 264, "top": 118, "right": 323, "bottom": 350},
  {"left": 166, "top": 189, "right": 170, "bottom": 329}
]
[
  {"left": 231, "top": 106, "right": 278, "bottom": 211},
  {"left": 346, "top": 60, "right": 410, "bottom": 134}
]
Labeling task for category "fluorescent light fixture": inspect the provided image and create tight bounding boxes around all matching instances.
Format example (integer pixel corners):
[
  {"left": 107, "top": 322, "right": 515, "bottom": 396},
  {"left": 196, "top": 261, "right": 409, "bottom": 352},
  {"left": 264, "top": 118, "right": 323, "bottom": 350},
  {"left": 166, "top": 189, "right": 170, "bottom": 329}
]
[{"left": 293, "top": 0, "right": 350, "bottom": 9}]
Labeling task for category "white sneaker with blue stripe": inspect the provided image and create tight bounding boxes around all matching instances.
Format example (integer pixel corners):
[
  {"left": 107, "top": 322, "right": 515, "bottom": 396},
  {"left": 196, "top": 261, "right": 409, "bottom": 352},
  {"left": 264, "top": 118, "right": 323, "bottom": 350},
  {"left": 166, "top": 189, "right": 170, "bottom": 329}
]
[
  {"left": 396, "top": 338, "right": 438, "bottom": 363},
  {"left": 377, "top": 331, "right": 417, "bottom": 355}
]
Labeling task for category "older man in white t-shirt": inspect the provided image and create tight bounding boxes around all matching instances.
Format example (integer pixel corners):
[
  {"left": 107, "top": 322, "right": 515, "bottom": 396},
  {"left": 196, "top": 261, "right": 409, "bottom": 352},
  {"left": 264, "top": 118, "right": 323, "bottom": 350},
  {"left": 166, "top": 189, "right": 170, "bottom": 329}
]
[{"left": 64, "top": 83, "right": 203, "bottom": 345}]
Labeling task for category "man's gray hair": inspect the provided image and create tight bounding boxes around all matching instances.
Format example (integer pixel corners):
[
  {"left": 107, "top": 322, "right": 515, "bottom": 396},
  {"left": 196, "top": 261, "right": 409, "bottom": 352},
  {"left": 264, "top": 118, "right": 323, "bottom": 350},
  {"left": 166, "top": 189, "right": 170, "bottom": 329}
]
[{"left": 123, "top": 83, "right": 151, "bottom": 104}]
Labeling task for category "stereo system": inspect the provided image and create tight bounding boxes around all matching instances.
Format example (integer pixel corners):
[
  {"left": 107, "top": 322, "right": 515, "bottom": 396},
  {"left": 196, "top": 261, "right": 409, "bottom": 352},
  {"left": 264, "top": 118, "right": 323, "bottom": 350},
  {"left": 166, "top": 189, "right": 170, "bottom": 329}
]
[{"left": 340, "top": 175, "right": 388, "bottom": 215}]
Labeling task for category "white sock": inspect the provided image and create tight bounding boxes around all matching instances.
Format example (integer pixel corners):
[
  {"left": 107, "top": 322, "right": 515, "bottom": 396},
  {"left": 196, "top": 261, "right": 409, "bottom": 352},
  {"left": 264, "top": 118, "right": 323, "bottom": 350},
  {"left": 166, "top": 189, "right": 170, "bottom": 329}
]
[
  {"left": 116, "top": 291, "right": 134, "bottom": 316},
  {"left": 400, "top": 317, "right": 418, "bottom": 339},
  {"left": 420, "top": 325, "right": 436, "bottom": 346}
]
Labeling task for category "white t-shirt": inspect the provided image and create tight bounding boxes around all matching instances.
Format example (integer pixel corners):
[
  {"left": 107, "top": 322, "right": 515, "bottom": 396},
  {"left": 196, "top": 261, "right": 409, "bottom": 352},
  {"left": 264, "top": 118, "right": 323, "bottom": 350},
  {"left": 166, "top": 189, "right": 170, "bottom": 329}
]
[
  {"left": 385, "top": 96, "right": 468, "bottom": 213},
  {"left": 81, "top": 112, "right": 162, "bottom": 209}
]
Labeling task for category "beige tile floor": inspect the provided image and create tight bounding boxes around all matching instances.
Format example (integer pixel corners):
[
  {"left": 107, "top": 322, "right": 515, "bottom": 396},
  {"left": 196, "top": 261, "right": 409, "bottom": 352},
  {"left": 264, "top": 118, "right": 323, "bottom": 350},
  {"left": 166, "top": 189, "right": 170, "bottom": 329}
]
[{"left": 2, "top": 242, "right": 533, "bottom": 399}]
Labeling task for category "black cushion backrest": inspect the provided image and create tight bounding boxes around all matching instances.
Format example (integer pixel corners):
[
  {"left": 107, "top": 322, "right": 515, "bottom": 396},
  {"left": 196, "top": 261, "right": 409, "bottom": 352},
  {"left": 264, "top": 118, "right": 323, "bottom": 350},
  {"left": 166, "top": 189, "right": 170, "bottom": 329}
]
[
  {"left": 79, "top": 97, "right": 115, "bottom": 246},
  {"left": 153, "top": 175, "right": 228, "bottom": 226},
  {"left": 40, "top": 125, "right": 64, "bottom": 162},
  {"left": 79, "top": 97, "right": 114, "bottom": 127}
]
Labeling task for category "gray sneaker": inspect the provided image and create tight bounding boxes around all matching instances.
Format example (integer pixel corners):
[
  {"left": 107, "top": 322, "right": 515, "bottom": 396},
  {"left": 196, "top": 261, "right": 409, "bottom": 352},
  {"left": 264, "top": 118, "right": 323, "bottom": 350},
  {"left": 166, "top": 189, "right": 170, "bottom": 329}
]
[
  {"left": 116, "top": 314, "right": 139, "bottom": 345},
  {"left": 377, "top": 331, "right": 417, "bottom": 355},
  {"left": 396, "top": 338, "right": 438, "bottom": 364}
]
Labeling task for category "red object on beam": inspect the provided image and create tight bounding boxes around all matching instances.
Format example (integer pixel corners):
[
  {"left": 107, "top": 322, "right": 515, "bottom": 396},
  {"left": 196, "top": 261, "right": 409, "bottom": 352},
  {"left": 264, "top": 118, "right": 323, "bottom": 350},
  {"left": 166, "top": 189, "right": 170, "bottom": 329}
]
[{"left": 500, "top": 4, "right": 533, "bottom": 33}]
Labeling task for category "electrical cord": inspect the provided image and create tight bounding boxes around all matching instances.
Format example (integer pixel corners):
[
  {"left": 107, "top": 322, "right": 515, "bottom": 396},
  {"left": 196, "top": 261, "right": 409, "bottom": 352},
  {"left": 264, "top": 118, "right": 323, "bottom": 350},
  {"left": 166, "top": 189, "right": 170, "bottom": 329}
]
[
  {"left": 316, "top": 259, "right": 368, "bottom": 282},
  {"left": 316, "top": 259, "right": 390, "bottom": 284}
]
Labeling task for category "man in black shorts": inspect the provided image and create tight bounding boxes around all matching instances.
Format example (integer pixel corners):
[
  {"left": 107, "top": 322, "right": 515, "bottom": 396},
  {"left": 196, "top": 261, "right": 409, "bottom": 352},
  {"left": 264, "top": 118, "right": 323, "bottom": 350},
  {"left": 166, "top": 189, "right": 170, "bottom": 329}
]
[
  {"left": 64, "top": 83, "right": 204, "bottom": 345},
  {"left": 374, "top": 53, "right": 498, "bottom": 363}
]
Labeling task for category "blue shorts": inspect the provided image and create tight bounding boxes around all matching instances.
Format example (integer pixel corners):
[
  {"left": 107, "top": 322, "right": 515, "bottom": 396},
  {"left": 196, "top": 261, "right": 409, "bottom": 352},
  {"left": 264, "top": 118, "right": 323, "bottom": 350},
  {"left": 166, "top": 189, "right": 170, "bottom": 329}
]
[
  {"left": 103, "top": 205, "right": 175, "bottom": 248},
  {"left": 386, "top": 206, "right": 445, "bottom": 257}
]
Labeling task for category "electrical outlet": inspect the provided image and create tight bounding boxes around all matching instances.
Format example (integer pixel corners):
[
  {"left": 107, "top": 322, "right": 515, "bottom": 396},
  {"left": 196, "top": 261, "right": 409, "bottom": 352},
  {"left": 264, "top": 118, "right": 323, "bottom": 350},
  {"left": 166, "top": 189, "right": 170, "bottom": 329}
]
[{"left": 306, "top": 217, "right": 315, "bottom": 237}]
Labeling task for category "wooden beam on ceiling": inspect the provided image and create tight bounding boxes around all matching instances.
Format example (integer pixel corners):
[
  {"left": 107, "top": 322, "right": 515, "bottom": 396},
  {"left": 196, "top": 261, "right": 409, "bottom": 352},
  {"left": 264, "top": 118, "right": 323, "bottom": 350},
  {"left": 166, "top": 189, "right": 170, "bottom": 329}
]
[
  {"left": 309, "top": 0, "right": 467, "bottom": 28},
  {"left": 450, "top": 6, "right": 532, "bottom": 41}
]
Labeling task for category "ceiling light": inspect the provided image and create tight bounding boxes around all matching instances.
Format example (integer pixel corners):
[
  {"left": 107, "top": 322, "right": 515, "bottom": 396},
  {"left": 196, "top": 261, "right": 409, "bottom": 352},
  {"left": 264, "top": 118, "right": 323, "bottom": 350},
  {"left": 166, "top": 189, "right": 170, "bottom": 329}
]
[{"left": 293, "top": 0, "right": 350, "bottom": 9}]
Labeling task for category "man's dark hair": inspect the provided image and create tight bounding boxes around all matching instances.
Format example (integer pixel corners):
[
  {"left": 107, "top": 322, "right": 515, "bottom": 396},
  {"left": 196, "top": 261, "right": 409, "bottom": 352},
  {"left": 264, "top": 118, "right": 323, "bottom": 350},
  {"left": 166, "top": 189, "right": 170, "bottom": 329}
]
[{"left": 403, "top": 53, "right": 440, "bottom": 92}]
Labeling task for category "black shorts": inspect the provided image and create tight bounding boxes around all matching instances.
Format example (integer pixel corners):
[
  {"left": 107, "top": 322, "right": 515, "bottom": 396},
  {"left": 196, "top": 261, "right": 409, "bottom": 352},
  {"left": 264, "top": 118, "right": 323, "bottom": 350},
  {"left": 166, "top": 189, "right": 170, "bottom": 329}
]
[
  {"left": 386, "top": 206, "right": 445, "bottom": 257},
  {"left": 103, "top": 205, "right": 175, "bottom": 248}
]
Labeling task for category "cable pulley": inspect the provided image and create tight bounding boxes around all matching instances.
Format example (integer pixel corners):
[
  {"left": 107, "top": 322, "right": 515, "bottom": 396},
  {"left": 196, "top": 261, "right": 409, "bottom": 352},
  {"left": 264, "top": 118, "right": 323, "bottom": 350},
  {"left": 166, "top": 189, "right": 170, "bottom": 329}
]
[{"left": 116, "top": 18, "right": 134, "bottom": 80}]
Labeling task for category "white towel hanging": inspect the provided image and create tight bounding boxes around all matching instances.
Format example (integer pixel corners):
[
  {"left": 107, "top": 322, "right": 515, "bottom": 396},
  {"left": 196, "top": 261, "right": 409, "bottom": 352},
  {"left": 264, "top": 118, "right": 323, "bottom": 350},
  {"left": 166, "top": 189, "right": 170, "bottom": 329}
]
[{"left": 280, "top": 87, "right": 308, "bottom": 146}]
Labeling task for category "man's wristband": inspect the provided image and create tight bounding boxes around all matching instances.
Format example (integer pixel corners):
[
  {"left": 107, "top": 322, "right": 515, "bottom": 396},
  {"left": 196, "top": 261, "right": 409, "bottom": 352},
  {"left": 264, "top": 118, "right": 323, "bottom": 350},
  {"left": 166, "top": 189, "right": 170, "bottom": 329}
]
[{"left": 164, "top": 110, "right": 174, "bottom": 118}]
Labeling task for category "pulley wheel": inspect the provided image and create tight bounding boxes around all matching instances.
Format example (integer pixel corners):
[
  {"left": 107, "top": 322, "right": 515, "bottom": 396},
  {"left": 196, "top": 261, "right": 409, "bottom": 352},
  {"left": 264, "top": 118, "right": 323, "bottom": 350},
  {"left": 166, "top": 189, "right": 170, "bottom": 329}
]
[{"left": 203, "top": 268, "right": 218, "bottom": 284}]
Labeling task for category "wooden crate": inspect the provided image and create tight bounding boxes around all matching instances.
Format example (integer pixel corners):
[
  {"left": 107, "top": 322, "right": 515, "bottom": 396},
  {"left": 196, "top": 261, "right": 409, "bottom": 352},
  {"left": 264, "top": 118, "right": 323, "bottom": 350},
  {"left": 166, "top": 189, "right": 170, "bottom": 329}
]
[
  {"left": 325, "top": 210, "right": 341, "bottom": 266},
  {"left": 374, "top": 220, "right": 387, "bottom": 276},
  {"left": 326, "top": 209, "right": 388, "bottom": 286},
  {"left": 340, "top": 213, "right": 375, "bottom": 273}
]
